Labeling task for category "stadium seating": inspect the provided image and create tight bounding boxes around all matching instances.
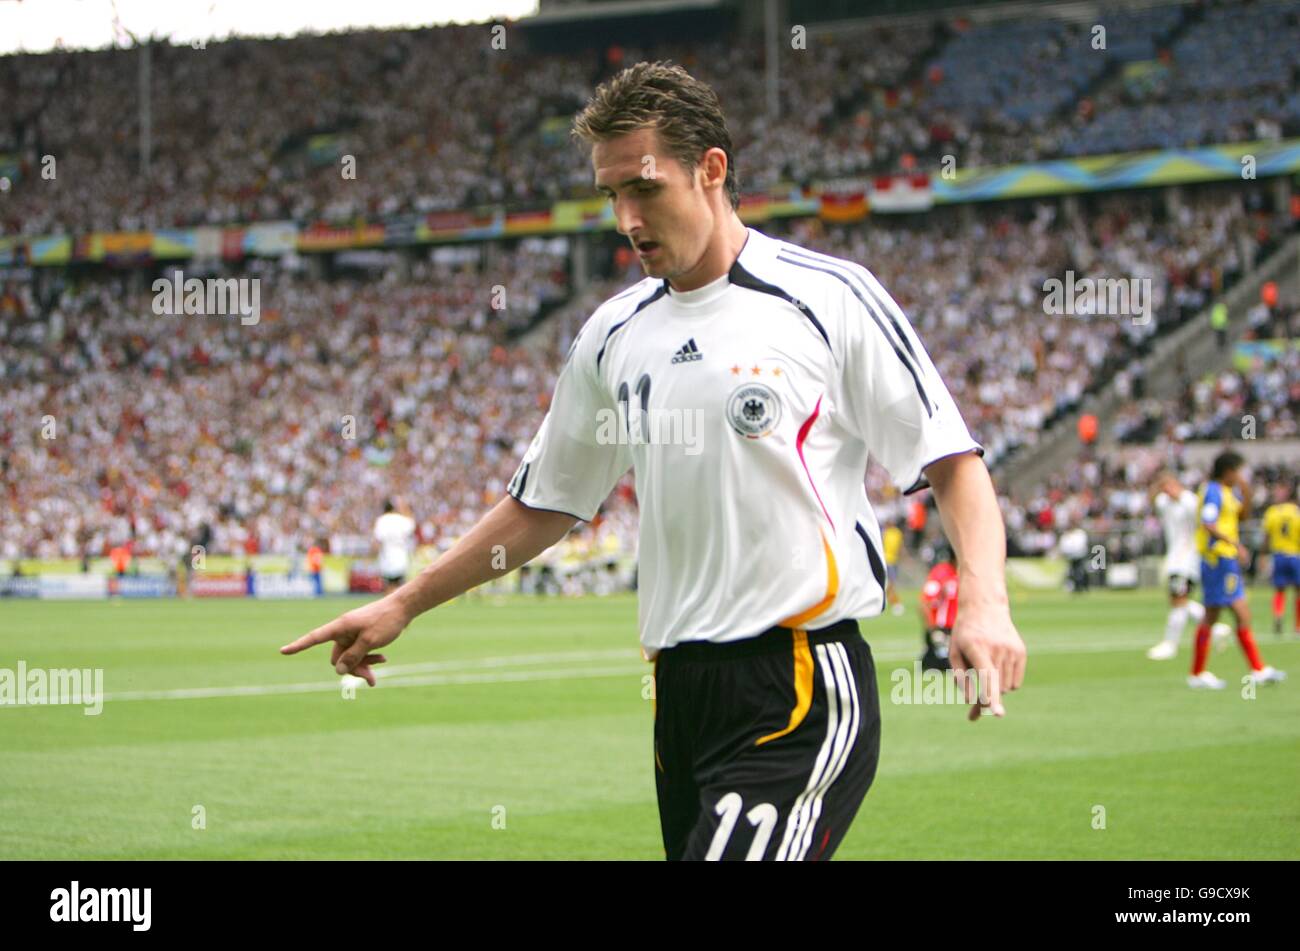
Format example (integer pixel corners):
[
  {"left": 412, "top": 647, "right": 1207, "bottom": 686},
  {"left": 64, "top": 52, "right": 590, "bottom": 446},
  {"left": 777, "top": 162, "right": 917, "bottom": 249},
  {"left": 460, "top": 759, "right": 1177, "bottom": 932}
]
[{"left": 3, "top": 0, "right": 1297, "bottom": 236}]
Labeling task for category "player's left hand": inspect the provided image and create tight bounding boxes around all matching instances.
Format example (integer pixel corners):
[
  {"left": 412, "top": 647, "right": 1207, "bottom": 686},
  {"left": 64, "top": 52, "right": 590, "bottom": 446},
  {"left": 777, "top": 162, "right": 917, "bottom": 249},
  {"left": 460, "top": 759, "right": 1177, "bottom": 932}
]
[{"left": 948, "top": 604, "right": 1026, "bottom": 721}]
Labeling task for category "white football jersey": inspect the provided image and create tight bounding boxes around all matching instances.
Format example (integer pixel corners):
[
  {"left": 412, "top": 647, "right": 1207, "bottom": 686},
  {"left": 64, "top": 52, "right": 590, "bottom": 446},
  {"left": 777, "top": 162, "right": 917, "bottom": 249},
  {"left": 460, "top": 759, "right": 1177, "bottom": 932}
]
[
  {"left": 1155, "top": 489, "right": 1199, "bottom": 579},
  {"left": 374, "top": 511, "right": 416, "bottom": 577},
  {"left": 508, "top": 227, "right": 983, "bottom": 657}
]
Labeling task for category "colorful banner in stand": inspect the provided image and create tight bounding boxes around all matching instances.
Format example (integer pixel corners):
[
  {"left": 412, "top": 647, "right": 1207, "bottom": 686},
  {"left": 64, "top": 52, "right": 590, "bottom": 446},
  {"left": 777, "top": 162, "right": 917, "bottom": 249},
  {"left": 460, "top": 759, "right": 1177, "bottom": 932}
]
[
  {"left": 931, "top": 138, "right": 1300, "bottom": 204},
  {"left": 1233, "top": 338, "right": 1300, "bottom": 372},
  {"left": 2, "top": 139, "right": 1297, "bottom": 267}
]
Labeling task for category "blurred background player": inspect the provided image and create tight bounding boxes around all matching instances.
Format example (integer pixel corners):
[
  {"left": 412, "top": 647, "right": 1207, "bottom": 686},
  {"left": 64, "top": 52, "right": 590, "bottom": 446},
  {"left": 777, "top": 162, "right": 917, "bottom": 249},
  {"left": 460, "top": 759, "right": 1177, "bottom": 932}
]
[
  {"left": 1058, "top": 517, "right": 1090, "bottom": 594},
  {"left": 919, "top": 543, "right": 958, "bottom": 671},
  {"left": 1261, "top": 480, "right": 1300, "bottom": 637},
  {"left": 109, "top": 542, "right": 132, "bottom": 578},
  {"left": 883, "top": 520, "right": 905, "bottom": 616},
  {"left": 373, "top": 499, "right": 416, "bottom": 593},
  {"left": 1189, "top": 452, "right": 1286, "bottom": 689},
  {"left": 1146, "top": 470, "right": 1209, "bottom": 660},
  {"left": 306, "top": 540, "right": 325, "bottom": 597}
]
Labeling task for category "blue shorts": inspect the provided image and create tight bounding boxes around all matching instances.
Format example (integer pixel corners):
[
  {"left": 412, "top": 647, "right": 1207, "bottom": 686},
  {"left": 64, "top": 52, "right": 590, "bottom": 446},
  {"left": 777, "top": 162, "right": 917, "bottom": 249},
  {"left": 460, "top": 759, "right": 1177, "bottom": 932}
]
[
  {"left": 1272, "top": 553, "right": 1300, "bottom": 588},
  {"left": 1201, "top": 557, "right": 1245, "bottom": 606}
]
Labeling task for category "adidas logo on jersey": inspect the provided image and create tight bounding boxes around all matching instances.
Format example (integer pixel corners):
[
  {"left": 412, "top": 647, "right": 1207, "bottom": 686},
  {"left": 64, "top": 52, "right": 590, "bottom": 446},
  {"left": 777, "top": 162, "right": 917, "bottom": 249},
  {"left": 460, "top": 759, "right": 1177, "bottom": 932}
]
[{"left": 671, "top": 338, "right": 703, "bottom": 364}]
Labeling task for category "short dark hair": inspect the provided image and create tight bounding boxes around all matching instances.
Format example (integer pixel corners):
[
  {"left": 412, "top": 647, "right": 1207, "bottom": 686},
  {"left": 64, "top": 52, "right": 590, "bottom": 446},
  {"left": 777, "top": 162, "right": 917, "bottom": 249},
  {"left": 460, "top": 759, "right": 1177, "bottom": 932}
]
[
  {"left": 572, "top": 60, "right": 740, "bottom": 211},
  {"left": 1211, "top": 451, "right": 1245, "bottom": 481},
  {"left": 383, "top": 499, "right": 395, "bottom": 514}
]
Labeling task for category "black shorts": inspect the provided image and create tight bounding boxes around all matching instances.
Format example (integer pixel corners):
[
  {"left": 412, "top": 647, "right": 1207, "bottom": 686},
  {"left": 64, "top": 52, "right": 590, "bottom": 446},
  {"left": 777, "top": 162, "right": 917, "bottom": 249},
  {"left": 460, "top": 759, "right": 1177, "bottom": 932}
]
[{"left": 653, "top": 618, "right": 880, "bottom": 861}]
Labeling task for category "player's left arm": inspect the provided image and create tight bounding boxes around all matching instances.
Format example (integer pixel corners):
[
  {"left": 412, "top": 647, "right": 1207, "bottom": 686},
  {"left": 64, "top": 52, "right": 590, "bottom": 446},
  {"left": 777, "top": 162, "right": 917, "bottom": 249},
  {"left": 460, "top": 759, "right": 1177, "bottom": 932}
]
[
  {"left": 926, "top": 451, "right": 1027, "bottom": 720},
  {"left": 831, "top": 270, "right": 1025, "bottom": 719}
]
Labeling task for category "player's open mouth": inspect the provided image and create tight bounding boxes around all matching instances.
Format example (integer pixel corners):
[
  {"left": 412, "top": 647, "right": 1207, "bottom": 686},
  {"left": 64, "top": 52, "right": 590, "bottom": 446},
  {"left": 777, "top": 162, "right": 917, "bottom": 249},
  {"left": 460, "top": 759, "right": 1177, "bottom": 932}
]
[{"left": 636, "top": 241, "right": 660, "bottom": 258}]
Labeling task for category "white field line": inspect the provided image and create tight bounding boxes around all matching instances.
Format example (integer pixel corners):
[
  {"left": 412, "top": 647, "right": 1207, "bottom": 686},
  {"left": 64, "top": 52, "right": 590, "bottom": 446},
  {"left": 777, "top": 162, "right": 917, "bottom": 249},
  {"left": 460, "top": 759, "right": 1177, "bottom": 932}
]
[
  {"left": 376, "top": 648, "right": 636, "bottom": 677},
  {"left": 102, "top": 664, "right": 650, "bottom": 702},
  {"left": 88, "top": 634, "right": 1192, "bottom": 704}
]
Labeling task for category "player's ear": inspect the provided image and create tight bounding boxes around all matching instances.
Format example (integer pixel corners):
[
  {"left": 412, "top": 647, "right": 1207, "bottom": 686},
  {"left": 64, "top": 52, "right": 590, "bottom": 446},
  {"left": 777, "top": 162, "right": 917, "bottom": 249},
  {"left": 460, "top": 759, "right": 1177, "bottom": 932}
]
[{"left": 698, "top": 147, "right": 727, "bottom": 192}]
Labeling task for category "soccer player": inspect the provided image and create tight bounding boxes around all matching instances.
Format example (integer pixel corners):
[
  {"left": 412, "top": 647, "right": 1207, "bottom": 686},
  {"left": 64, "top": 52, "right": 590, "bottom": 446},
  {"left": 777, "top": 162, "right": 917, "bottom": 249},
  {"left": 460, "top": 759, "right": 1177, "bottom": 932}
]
[
  {"left": 281, "top": 61, "right": 1026, "bottom": 861},
  {"left": 306, "top": 540, "right": 325, "bottom": 597},
  {"left": 1261, "top": 480, "right": 1300, "bottom": 637},
  {"left": 1188, "top": 451, "right": 1286, "bottom": 688},
  {"left": 883, "top": 519, "right": 905, "bottom": 616},
  {"left": 919, "top": 543, "right": 958, "bottom": 671},
  {"left": 1146, "top": 470, "right": 1208, "bottom": 660},
  {"left": 1058, "top": 518, "right": 1090, "bottom": 593},
  {"left": 373, "top": 499, "right": 416, "bottom": 593}
]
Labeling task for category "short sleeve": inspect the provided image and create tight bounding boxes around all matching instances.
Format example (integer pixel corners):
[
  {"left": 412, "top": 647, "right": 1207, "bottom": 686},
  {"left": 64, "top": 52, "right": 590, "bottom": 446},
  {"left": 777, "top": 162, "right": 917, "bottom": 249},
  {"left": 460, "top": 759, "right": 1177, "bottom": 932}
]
[
  {"left": 1200, "top": 484, "right": 1221, "bottom": 525},
  {"left": 836, "top": 269, "right": 983, "bottom": 495},
  {"left": 506, "top": 320, "right": 633, "bottom": 522}
]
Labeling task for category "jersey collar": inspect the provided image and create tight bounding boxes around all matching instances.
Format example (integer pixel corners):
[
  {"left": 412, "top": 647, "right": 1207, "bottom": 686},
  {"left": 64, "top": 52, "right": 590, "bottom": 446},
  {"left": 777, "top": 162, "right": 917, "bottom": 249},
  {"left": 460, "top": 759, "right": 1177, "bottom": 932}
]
[
  {"left": 663, "top": 270, "right": 729, "bottom": 306},
  {"left": 660, "top": 228, "right": 774, "bottom": 307}
]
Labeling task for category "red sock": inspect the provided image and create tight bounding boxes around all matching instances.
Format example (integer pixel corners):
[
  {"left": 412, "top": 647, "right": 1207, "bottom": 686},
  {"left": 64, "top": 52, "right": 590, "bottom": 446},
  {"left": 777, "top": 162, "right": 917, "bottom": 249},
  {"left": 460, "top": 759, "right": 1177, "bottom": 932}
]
[
  {"left": 1192, "top": 624, "right": 1211, "bottom": 676},
  {"left": 1274, "top": 590, "right": 1285, "bottom": 618},
  {"left": 1294, "top": 591, "right": 1300, "bottom": 632},
  {"left": 1236, "top": 625, "right": 1265, "bottom": 672}
]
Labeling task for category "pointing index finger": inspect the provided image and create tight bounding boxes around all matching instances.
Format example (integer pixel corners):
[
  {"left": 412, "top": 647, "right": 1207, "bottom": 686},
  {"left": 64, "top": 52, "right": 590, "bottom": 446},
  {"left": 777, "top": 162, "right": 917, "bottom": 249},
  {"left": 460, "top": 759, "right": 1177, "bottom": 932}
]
[{"left": 280, "top": 617, "right": 347, "bottom": 655}]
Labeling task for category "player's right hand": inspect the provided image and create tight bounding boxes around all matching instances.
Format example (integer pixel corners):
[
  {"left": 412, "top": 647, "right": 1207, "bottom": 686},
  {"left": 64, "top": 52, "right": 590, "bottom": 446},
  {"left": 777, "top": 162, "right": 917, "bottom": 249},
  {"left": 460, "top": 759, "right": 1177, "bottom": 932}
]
[
  {"left": 279, "top": 596, "right": 411, "bottom": 686},
  {"left": 1238, "top": 544, "right": 1250, "bottom": 565}
]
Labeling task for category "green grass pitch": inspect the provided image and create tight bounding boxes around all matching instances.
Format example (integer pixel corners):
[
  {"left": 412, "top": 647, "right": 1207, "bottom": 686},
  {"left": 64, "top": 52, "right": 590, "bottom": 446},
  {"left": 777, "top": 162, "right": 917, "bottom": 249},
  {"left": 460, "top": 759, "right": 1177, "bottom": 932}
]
[{"left": 2, "top": 587, "right": 1297, "bottom": 859}]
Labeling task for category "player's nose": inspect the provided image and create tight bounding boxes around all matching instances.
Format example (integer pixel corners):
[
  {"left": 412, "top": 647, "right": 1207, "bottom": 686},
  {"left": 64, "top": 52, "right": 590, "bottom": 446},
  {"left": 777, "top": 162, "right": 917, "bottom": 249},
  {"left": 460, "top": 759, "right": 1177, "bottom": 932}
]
[{"left": 615, "top": 203, "right": 642, "bottom": 238}]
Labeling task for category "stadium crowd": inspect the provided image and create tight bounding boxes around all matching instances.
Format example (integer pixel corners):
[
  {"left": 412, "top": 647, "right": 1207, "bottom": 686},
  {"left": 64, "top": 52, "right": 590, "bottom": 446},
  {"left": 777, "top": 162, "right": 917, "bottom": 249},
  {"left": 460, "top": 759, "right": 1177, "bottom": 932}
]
[
  {"left": 2, "top": 0, "right": 1297, "bottom": 236},
  {"left": 1, "top": 182, "right": 1281, "bottom": 564},
  {"left": 1113, "top": 355, "right": 1300, "bottom": 445}
]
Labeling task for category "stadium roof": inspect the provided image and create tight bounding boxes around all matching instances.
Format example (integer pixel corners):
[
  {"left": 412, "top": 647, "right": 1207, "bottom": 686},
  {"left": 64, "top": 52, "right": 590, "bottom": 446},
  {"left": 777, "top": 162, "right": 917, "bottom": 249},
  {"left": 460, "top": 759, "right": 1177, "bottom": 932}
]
[{"left": 0, "top": 0, "right": 539, "bottom": 55}]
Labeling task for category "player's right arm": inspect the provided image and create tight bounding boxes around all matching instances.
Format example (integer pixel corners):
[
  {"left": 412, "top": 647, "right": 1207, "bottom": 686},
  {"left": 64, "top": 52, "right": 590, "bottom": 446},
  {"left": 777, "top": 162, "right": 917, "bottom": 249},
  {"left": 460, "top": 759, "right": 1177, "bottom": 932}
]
[
  {"left": 281, "top": 308, "right": 630, "bottom": 683},
  {"left": 280, "top": 497, "right": 578, "bottom": 683}
]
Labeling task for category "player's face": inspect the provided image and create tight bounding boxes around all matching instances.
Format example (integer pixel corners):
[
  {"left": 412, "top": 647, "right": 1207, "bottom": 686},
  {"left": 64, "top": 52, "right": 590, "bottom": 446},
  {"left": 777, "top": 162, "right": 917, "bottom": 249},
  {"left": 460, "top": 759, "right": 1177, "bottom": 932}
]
[{"left": 593, "top": 127, "right": 715, "bottom": 282}]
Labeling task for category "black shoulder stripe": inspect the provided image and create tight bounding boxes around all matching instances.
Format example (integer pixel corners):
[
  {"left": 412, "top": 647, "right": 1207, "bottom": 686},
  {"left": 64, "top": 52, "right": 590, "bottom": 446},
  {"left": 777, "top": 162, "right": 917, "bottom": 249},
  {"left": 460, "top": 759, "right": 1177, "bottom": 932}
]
[
  {"left": 854, "top": 521, "right": 887, "bottom": 610},
  {"left": 904, "top": 446, "right": 986, "bottom": 495},
  {"left": 776, "top": 252, "right": 933, "bottom": 418},
  {"left": 781, "top": 245, "right": 924, "bottom": 368},
  {"left": 596, "top": 281, "right": 668, "bottom": 371},
  {"left": 508, "top": 461, "right": 531, "bottom": 499},
  {"left": 728, "top": 259, "right": 831, "bottom": 350}
]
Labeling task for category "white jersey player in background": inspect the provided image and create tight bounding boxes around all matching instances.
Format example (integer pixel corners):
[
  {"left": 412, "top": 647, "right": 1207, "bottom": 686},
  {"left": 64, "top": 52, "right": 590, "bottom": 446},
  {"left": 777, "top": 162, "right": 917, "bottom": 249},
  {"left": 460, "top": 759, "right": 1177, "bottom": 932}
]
[
  {"left": 373, "top": 498, "right": 416, "bottom": 592},
  {"left": 1146, "top": 471, "right": 1224, "bottom": 659}
]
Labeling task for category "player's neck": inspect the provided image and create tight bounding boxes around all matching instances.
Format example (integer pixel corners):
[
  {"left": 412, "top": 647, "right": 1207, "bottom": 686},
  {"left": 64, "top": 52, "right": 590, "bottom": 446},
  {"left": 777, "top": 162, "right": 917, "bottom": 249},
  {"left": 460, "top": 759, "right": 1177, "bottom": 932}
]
[{"left": 668, "top": 213, "right": 749, "bottom": 293}]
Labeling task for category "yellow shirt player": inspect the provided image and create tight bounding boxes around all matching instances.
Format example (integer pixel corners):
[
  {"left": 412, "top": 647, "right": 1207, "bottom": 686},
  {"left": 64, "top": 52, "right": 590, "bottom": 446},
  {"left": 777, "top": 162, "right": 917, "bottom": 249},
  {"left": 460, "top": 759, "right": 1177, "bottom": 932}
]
[
  {"left": 1261, "top": 483, "right": 1300, "bottom": 635},
  {"left": 1188, "top": 451, "right": 1285, "bottom": 689},
  {"left": 883, "top": 522, "right": 904, "bottom": 615}
]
